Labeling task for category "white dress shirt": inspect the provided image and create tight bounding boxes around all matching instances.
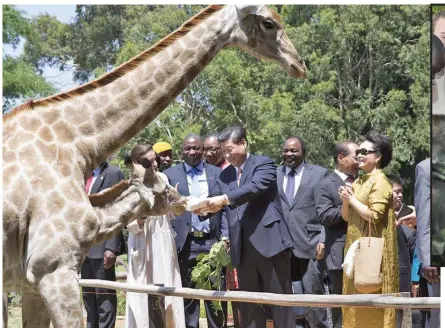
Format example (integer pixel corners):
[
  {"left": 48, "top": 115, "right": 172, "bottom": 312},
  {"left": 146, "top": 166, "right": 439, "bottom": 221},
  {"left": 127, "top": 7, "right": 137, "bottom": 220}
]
[
  {"left": 283, "top": 162, "right": 305, "bottom": 198},
  {"left": 87, "top": 165, "right": 105, "bottom": 195},
  {"left": 334, "top": 169, "right": 354, "bottom": 186}
]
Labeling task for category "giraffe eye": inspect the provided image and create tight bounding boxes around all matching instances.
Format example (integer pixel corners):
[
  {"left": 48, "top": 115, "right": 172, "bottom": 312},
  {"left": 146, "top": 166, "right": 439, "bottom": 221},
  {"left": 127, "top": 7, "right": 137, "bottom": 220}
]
[{"left": 262, "top": 20, "right": 275, "bottom": 29}]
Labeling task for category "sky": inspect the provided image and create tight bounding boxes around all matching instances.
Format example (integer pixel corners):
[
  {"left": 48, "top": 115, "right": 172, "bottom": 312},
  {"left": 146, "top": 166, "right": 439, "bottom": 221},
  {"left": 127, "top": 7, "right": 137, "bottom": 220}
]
[{"left": 4, "top": 5, "right": 78, "bottom": 92}]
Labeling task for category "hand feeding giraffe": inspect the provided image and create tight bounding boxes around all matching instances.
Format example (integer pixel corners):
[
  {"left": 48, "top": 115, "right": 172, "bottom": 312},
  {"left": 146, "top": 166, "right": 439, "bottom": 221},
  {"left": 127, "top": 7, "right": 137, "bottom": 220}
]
[{"left": 3, "top": 5, "right": 306, "bottom": 327}]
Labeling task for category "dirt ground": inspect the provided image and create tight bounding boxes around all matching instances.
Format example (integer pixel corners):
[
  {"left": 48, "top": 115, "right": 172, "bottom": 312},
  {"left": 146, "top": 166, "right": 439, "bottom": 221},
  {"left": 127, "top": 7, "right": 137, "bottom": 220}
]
[{"left": 7, "top": 306, "right": 212, "bottom": 328}]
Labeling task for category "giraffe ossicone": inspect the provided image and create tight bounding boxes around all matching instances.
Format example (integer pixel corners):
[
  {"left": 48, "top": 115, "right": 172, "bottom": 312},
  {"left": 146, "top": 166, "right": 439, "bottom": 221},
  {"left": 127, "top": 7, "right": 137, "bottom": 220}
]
[{"left": 3, "top": 4, "right": 306, "bottom": 327}]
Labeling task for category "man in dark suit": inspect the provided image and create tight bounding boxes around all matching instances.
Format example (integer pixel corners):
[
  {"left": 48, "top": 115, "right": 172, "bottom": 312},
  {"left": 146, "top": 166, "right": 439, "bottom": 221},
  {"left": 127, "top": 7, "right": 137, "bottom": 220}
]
[
  {"left": 387, "top": 174, "right": 417, "bottom": 292},
  {"left": 314, "top": 140, "right": 358, "bottom": 328},
  {"left": 82, "top": 161, "right": 124, "bottom": 328},
  {"left": 387, "top": 174, "right": 418, "bottom": 327},
  {"left": 196, "top": 125, "right": 295, "bottom": 328},
  {"left": 416, "top": 158, "right": 440, "bottom": 328},
  {"left": 163, "top": 133, "right": 228, "bottom": 328},
  {"left": 277, "top": 136, "right": 329, "bottom": 328}
]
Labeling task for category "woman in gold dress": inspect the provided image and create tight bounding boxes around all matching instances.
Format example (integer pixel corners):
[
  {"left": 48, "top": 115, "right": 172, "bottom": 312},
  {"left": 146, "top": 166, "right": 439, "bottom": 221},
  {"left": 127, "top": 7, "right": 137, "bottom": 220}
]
[{"left": 338, "top": 131, "right": 399, "bottom": 328}]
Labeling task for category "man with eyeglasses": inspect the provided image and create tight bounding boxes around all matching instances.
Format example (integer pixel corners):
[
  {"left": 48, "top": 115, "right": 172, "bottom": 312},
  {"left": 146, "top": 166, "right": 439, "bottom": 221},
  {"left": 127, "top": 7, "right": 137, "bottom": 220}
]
[
  {"left": 277, "top": 136, "right": 329, "bottom": 328},
  {"left": 163, "top": 133, "right": 228, "bottom": 328},
  {"left": 204, "top": 134, "right": 229, "bottom": 170},
  {"left": 314, "top": 140, "right": 359, "bottom": 328}
]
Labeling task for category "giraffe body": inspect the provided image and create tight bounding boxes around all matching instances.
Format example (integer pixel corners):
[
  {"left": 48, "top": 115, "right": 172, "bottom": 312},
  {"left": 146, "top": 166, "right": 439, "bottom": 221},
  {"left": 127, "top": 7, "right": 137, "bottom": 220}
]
[{"left": 3, "top": 5, "right": 306, "bottom": 327}]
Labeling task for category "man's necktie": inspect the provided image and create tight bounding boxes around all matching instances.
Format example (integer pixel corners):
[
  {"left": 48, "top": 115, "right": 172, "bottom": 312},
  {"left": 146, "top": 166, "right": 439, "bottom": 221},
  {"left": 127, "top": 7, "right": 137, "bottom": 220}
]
[
  {"left": 190, "top": 167, "right": 205, "bottom": 231},
  {"left": 345, "top": 175, "right": 355, "bottom": 186},
  {"left": 237, "top": 167, "right": 243, "bottom": 186},
  {"left": 85, "top": 174, "right": 94, "bottom": 194},
  {"left": 190, "top": 167, "right": 201, "bottom": 196},
  {"left": 285, "top": 169, "right": 296, "bottom": 203}
]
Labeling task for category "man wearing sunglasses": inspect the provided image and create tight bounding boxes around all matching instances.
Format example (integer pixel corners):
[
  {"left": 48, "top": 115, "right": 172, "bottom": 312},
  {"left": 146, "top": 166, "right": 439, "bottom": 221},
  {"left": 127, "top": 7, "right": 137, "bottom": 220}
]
[{"left": 314, "top": 140, "right": 359, "bottom": 328}]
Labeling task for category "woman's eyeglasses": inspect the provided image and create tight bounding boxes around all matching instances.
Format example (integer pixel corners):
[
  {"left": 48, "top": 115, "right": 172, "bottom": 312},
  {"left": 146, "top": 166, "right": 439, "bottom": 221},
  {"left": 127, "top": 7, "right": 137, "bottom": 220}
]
[{"left": 355, "top": 148, "right": 377, "bottom": 156}]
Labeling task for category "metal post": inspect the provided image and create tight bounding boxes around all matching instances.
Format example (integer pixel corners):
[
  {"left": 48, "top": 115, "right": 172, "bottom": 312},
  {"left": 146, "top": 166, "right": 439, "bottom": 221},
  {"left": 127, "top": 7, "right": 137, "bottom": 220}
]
[
  {"left": 400, "top": 292, "right": 412, "bottom": 328},
  {"left": 148, "top": 284, "right": 166, "bottom": 328}
]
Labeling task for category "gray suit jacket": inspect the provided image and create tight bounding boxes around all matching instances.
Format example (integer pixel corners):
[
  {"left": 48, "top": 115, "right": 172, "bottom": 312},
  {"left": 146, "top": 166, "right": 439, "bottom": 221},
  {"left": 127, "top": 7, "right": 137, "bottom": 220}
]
[
  {"left": 278, "top": 163, "right": 329, "bottom": 259},
  {"left": 314, "top": 172, "right": 348, "bottom": 270},
  {"left": 87, "top": 162, "right": 125, "bottom": 259},
  {"left": 414, "top": 158, "right": 430, "bottom": 267}
]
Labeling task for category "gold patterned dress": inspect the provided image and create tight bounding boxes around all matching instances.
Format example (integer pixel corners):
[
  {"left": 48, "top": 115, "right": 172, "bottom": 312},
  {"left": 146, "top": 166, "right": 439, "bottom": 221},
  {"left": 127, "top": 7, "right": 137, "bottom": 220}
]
[{"left": 342, "top": 170, "right": 399, "bottom": 328}]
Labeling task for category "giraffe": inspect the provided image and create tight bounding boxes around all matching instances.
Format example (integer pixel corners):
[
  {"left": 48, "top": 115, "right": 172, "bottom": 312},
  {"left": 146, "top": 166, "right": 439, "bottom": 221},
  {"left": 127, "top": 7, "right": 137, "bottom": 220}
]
[
  {"left": 3, "top": 4, "right": 306, "bottom": 327},
  {"left": 87, "top": 157, "right": 188, "bottom": 246}
]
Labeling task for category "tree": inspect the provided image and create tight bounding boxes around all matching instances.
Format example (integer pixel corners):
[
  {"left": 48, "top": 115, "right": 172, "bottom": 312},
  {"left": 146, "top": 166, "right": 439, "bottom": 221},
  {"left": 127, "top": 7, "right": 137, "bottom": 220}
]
[
  {"left": 2, "top": 5, "right": 55, "bottom": 112},
  {"left": 7, "top": 5, "right": 430, "bottom": 202}
]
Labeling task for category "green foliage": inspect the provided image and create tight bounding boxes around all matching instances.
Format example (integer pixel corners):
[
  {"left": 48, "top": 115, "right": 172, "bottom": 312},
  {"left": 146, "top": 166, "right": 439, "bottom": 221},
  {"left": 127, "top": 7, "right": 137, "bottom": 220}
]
[
  {"left": 191, "top": 238, "right": 231, "bottom": 314},
  {"left": 117, "top": 290, "right": 127, "bottom": 316},
  {"left": 5, "top": 5, "right": 430, "bottom": 203},
  {"left": 3, "top": 5, "right": 29, "bottom": 48},
  {"left": 3, "top": 55, "right": 56, "bottom": 111},
  {"left": 432, "top": 6, "right": 445, "bottom": 15},
  {"left": 2, "top": 5, "right": 56, "bottom": 112}
]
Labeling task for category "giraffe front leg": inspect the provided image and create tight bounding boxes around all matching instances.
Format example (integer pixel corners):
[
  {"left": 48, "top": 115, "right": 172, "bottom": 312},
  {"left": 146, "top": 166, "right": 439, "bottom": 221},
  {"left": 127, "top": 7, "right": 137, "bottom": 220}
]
[
  {"left": 22, "top": 291, "right": 50, "bottom": 328},
  {"left": 37, "top": 268, "right": 84, "bottom": 328}
]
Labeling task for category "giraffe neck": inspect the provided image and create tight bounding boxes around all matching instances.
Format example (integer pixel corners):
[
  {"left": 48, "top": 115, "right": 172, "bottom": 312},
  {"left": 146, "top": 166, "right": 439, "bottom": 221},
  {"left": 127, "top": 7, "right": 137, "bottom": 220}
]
[
  {"left": 60, "top": 5, "right": 236, "bottom": 172},
  {"left": 93, "top": 182, "right": 148, "bottom": 243}
]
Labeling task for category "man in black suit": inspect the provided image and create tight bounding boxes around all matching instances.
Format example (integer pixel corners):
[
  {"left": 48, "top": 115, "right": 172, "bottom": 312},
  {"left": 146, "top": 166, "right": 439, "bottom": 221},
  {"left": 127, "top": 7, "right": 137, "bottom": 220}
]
[
  {"left": 314, "top": 140, "right": 358, "bottom": 328},
  {"left": 277, "top": 136, "right": 329, "bottom": 328},
  {"left": 196, "top": 125, "right": 295, "bottom": 328},
  {"left": 387, "top": 174, "right": 419, "bottom": 328},
  {"left": 163, "top": 133, "right": 228, "bottom": 328},
  {"left": 82, "top": 161, "right": 124, "bottom": 328}
]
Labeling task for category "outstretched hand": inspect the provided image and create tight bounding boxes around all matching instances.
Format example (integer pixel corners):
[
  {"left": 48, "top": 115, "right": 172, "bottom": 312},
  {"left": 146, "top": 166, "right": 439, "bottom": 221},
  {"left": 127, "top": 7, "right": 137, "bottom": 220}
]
[
  {"left": 192, "top": 196, "right": 227, "bottom": 215},
  {"left": 396, "top": 205, "right": 417, "bottom": 228}
]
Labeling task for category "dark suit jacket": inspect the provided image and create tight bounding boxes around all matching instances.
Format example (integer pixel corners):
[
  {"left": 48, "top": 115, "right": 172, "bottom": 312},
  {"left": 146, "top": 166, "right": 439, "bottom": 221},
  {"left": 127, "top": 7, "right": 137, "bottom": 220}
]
[
  {"left": 163, "top": 162, "right": 228, "bottom": 252},
  {"left": 208, "top": 154, "right": 294, "bottom": 269},
  {"left": 414, "top": 159, "right": 430, "bottom": 267},
  {"left": 277, "top": 163, "right": 329, "bottom": 259},
  {"left": 87, "top": 162, "right": 125, "bottom": 259},
  {"left": 314, "top": 172, "right": 348, "bottom": 270},
  {"left": 396, "top": 217, "right": 416, "bottom": 293}
]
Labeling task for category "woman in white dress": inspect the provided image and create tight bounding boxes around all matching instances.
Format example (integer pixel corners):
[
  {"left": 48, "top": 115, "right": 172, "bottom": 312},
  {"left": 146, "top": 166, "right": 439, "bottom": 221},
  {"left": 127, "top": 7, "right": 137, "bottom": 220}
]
[{"left": 125, "top": 144, "right": 185, "bottom": 328}]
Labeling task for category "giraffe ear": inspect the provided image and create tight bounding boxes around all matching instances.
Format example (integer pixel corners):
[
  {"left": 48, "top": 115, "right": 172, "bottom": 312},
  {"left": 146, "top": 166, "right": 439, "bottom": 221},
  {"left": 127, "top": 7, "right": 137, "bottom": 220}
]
[{"left": 234, "top": 4, "right": 266, "bottom": 19}]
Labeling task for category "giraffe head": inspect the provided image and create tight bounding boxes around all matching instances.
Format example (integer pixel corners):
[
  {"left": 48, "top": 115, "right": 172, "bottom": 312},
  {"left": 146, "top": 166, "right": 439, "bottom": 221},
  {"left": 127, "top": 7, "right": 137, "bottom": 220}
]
[
  {"left": 229, "top": 5, "right": 306, "bottom": 78},
  {"left": 136, "top": 158, "right": 187, "bottom": 216}
]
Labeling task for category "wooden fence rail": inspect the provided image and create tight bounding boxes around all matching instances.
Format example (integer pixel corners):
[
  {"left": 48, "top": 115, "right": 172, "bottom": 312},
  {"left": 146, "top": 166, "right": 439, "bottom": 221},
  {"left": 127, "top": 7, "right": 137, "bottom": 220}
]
[{"left": 79, "top": 279, "right": 440, "bottom": 310}]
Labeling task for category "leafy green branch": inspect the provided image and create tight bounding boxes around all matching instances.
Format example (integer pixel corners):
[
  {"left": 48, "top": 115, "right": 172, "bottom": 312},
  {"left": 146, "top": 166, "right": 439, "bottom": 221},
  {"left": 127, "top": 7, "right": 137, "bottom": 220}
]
[{"left": 191, "top": 237, "right": 231, "bottom": 314}]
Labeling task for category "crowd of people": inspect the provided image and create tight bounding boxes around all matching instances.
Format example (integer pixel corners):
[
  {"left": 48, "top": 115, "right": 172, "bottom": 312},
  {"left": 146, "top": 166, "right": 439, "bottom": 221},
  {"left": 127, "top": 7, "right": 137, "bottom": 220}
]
[{"left": 81, "top": 125, "right": 438, "bottom": 328}]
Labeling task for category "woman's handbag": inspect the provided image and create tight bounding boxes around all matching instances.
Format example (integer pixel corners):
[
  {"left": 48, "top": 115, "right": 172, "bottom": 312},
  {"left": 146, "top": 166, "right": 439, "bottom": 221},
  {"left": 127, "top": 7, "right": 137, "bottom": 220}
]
[{"left": 353, "top": 217, "right": 385, "bottom": 293}]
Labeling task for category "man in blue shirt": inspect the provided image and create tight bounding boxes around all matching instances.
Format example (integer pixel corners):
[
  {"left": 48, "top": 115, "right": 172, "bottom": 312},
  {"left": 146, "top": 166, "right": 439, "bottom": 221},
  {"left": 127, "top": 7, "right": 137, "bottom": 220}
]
[{"left": 164, "top": 134, "right": 228, "bottom": 328}]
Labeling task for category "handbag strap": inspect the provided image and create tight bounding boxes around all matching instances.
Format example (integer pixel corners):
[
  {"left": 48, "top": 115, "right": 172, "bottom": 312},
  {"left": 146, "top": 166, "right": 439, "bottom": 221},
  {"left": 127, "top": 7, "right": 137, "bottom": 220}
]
[{"left": 356, "top": 175, "right": 379, "bottom": 241}]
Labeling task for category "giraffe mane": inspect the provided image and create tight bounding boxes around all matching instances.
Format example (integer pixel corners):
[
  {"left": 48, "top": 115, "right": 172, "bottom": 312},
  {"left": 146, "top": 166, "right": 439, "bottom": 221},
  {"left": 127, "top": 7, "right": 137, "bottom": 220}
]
[
  {"left": 3, "top": 4, "right": 225, "bottom": 123},
  {"left": 88, "top": 179, "right": 131, "bottom": 207},
  {"left": 270, "top": 9, "right": 282, "bottom": 24}
]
